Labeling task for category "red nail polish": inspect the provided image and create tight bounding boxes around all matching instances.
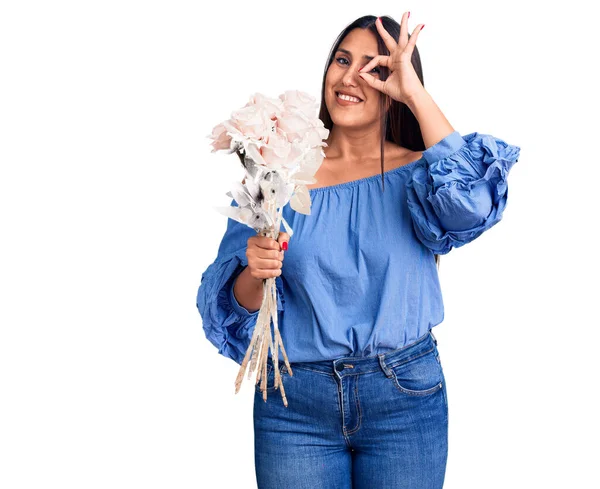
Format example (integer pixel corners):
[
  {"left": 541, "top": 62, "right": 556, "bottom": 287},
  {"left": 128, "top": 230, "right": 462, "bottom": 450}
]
[
  {"left": 421, "top": 24, "right": 425, "bottom": 30},
  {"left": 408, "top": 12, "right": 410, "bottom": 18},
  {"left": 282, "top": 242, "right": 288, "bottom": 251}
]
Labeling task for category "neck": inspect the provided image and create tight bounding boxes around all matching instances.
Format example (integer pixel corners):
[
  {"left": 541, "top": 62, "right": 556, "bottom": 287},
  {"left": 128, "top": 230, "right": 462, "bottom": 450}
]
[{"left": 324, "top": 124, "right": 383, "bottom": 163}]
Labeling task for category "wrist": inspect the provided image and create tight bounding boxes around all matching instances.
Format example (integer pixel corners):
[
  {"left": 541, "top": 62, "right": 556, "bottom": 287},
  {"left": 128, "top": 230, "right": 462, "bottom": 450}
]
[
  {"left": 241, "top": 265, "right": 264, "bottom": 285},
  {"left": 405, "top": 88, "right": 431, "bottom": 113}
]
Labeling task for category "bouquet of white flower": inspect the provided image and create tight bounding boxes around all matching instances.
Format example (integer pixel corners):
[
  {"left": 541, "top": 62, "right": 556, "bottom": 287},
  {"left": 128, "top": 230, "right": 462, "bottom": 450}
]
[{"left": 207, "top": 90, "right": 329, "bottom": 406}]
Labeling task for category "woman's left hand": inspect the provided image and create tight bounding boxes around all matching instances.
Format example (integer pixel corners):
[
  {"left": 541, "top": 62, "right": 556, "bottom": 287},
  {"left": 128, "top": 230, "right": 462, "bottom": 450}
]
[{"left": 358, "top": 13, "right": 426, "bottom": 105}]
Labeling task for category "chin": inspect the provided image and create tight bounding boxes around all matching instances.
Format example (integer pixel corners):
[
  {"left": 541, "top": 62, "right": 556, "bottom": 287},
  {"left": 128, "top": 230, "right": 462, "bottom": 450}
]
[{"left": 330, "top": 114, "right": 363, "bottom": 128}]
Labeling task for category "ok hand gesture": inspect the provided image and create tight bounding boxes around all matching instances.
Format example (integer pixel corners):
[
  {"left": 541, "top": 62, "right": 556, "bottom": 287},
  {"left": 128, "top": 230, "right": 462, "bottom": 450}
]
[{"left": 358, "top": 13, "right": 426, "bottom": 105}]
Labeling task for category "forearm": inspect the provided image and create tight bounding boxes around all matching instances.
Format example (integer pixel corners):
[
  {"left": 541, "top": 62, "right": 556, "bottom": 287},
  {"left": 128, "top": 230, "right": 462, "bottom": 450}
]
[
  {"left": 406, "top": 88, "right": 455, "bottom": 149},
  {"left": 233, "top": 266, "right": 264, "bottom": 312}
]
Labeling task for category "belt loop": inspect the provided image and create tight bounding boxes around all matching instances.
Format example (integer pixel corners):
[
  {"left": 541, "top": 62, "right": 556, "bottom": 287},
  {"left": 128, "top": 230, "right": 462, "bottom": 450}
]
[
  {"left": 430, "top": 329, "right": 438, "bottom": 345},
  {"left": 378, "top": 353, "right": 393, "bottom": 378}
]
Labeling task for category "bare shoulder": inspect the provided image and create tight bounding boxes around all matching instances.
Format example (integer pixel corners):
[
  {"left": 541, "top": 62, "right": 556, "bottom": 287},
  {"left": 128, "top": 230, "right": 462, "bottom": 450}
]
[{"left": 386, "top": 143, "right": 423, "bottom": 169}]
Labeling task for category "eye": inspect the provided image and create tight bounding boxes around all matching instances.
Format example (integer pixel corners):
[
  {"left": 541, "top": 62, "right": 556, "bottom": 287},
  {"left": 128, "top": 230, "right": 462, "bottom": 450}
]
[{"left": 335, "top": 56, "right": 380, "bottom": 74}]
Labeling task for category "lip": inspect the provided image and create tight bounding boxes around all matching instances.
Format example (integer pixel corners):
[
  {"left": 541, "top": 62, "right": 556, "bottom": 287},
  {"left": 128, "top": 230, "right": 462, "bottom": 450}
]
[
  {"left": 336, "top": 89, "right": 363, "bottom": 100},
  {"left": 335, "top": 91, "right": 363, "bottom": 106}
]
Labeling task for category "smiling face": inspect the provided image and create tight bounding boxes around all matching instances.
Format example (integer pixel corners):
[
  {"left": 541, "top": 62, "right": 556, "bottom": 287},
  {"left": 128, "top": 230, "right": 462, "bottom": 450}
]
[{"left": 325, "top": 28, "right": 387, "bottom": 130}]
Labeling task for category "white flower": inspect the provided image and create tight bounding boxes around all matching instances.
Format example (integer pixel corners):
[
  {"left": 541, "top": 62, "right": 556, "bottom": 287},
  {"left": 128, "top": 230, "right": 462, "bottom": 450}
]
[
  {"left": 208, "top": 89, "right": 330, "bottom": 226},
  {"left": 279, "top": 90, "right": 319, "bottom": 119}
]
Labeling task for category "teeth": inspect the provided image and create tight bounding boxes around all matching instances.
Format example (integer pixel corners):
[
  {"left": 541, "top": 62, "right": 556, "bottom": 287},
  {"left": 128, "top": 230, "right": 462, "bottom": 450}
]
[{"left": 337, "top": 92, "right": 361, "bottom": 102}]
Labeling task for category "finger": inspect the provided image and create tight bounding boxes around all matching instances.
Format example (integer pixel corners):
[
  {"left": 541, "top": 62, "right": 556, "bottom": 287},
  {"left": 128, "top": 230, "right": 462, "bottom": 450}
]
[
  {"left": 399, "top": 11, "right": 409, "bottom": 49},
  {"left": 252, "top": 235, "right": 281, "bottom": 250},
  {"left": 252, "top": 267, "right": 282, "bottom": 279},
  {"left": 358, "top": 71, "right": 387, "bottom": 94},
  {"left": 251, "top": 247, "right": 283, "bottom": 266},
  {"left": 404, "top": 24, "right": 424, "bottom": 57},
  {"left": 375, "top": 17, "right": 397, "bottom": 53},
  {"left": 256, "top": 257, "right": 283, "bottom": 269},
  {"left": 256, "top": 247, "right": 283, "bottom": 260},
  {"left": 359, "top": 54, "right": 390, "bottom": 74},
  {"left": 277, "top": 232, "right": 290, "bottom": 251}
]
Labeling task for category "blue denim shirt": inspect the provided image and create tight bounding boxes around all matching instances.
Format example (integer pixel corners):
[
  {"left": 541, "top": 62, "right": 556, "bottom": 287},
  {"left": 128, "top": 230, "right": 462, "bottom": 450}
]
[{"left": 196, "top": 131, "right": 521, "bottom": 365}]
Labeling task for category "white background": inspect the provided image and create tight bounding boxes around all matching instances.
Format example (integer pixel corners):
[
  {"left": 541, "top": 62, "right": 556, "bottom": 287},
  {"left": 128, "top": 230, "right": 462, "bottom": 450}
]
[{"left": 1, "top": 0, "right": 598, "bottom": 488}]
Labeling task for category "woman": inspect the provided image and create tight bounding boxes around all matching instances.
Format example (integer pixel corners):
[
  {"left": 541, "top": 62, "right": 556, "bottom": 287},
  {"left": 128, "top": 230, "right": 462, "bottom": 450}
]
[{"left": 197, "top": 13, "right": 520, "bottom": 489}]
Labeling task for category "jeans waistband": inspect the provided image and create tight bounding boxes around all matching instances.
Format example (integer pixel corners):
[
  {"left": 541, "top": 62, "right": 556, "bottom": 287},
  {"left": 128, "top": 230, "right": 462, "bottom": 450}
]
[{"left": 268, "top": 329, "right": 438, "bottom": 376}]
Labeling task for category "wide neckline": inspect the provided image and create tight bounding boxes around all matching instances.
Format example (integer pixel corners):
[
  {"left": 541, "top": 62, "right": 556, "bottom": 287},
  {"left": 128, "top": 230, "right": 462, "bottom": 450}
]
[{"left": 307, "top": 156, "right": 424, "bottom": 193}]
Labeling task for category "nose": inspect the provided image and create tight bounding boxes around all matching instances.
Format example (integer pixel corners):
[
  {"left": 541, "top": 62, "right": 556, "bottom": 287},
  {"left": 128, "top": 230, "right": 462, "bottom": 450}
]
[{"left": 342, "top": 68, "right": 361, "bottom": 86}]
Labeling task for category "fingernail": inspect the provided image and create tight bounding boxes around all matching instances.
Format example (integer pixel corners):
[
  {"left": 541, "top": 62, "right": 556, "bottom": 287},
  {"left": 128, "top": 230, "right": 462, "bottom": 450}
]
[
  {"left": 282, "top": 242, "right": 288, "bottom": 251},
  {"left": 421, "top": 24, "right": 425, "bottom": 30},
  {"left": 408, "top": 12, "right": 410, "bottom": 18}
]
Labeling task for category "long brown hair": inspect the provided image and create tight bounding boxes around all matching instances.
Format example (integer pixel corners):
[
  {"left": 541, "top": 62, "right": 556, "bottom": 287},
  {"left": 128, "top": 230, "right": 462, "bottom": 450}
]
[{"left": 318, "top": 14, "right": 440, "bottom": 269}]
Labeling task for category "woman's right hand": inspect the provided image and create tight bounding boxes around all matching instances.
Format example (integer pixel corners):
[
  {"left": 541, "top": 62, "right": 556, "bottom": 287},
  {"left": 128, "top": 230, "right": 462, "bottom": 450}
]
[{"left": 245, "top": 232, "right": 290, "bottom": 280}]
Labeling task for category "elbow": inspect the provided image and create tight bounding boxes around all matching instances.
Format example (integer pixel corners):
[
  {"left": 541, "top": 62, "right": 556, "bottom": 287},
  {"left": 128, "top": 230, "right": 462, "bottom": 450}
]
[{"left": 432, "top": 180, "right": 495, "bottom": 233}]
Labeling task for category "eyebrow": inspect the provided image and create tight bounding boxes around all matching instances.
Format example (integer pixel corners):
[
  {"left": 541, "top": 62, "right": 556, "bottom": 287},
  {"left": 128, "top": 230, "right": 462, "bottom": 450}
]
[{"left": 337, "top": 48, "right": 375, "bottom": 62}]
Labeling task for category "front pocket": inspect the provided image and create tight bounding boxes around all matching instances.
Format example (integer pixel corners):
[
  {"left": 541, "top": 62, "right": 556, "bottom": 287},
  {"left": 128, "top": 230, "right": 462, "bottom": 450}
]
[
  {"left": 255, "top": 362, "right": 275, "bottom": 393},
  {"left": 387, "top": 347, "right": 444, "bottom": 396},
  {"left": 255, "top": 361, "right": 288, "bottom": 393}
]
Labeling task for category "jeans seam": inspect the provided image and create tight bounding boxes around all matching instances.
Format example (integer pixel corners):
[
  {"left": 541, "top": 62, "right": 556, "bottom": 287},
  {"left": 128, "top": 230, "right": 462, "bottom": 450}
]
[
  {"left": 387, "top": 347, "right": 444, "bottom": 396},
  {"left": 385, "top": 345, "right": 435, "bottom": 370},
  {"left": 288, "top": 365, "right": 335, "bottom": 376},
  {"left": 391, "top": 375, "right": 443, "bottom": 396},
  {"left": 344, "top": 375, "right": 362, "bottom": 436}
]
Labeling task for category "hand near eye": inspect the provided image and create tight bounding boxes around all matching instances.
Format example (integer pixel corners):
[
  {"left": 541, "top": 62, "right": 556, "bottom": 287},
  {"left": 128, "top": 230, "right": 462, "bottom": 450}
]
[{"left": 358, "top": 12, "right": 426, "bottom": 105}]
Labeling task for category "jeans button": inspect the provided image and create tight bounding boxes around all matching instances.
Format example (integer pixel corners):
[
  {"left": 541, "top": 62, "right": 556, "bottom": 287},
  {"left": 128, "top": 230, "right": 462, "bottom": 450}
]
[{"left": 335, "top": 363, "right": 344, "bottom": 372}]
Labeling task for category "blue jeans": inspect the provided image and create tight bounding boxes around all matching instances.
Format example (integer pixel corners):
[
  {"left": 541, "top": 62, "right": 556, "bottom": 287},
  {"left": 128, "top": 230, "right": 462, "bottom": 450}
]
[{"left": 253, "top": 330, "right": 448, "bottom": 489}]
